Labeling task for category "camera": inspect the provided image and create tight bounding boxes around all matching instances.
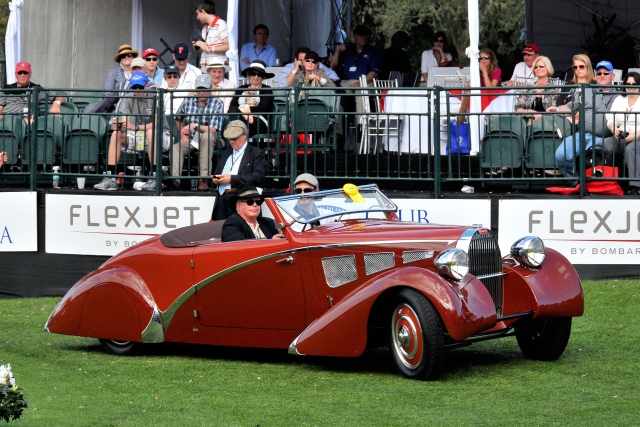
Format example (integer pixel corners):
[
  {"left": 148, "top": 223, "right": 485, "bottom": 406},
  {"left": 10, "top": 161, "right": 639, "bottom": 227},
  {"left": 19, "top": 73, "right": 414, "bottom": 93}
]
[
  {"left": 192, "top": 33, "right": 204, "bottom": 50},
  {"left": 618, "top": 130, "right": 629, "bottom": 140}
]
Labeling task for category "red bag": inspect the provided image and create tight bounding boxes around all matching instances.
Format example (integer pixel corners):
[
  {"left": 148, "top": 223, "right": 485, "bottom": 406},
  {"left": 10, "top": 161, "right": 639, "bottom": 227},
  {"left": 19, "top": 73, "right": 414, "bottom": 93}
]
[
  {"left": 278, "top": 133, "right": 313, "bottom": 154},
  {"left": 585, "top": 166, "right": 624, "bottom": 196}
]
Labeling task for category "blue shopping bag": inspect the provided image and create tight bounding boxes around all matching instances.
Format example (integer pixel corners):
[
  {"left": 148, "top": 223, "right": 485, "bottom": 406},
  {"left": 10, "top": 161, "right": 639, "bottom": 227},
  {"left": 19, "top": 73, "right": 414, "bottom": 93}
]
[{"left": 448, "top": 119, "right": 470, "bottom": 155}]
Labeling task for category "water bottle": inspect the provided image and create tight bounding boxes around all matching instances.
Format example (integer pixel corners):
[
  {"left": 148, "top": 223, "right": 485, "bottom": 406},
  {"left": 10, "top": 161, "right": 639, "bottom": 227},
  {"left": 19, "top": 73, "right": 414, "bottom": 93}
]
[
  {"left": 275, "top": 58, "right": 280, "bottom": 66},
  {"left": 117, "top": 172, "right": 125, "bottom": 189},
  {"left": 52, "top": 166, "right": 60, "bottom": 189},
  {"left": 134, "top": 166, "right": 143, "bottom": 182},
  {"left": 191, "top": 179, "right": 197, "bottom": 191}
]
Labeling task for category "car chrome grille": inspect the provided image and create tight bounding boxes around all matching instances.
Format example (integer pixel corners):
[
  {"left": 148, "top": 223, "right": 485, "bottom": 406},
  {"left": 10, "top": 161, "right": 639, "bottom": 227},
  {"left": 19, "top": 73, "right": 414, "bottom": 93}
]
[
  {"left": 321, "top": 255, "right": 358, "bottom": 288},
  {"left": 402, "top": 250, "right": 434, "bottom": 264},
  {"left": 364, "top": 252, "right": 395, "bottom": 275},
  {"left": 467, "top": 229, "right": 503, "bottom": 315}
]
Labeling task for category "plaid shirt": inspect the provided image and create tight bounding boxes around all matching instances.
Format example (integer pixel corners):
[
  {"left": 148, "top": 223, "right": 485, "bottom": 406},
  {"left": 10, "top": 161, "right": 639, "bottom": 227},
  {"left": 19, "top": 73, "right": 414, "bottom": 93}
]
[{"left": 177, "top": 96, "right": 224, "bottom": 133}]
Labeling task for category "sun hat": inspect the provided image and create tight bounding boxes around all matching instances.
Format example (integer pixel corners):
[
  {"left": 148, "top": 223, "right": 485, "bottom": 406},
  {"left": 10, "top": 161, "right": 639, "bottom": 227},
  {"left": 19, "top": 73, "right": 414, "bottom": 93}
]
[
  {"left": 114, "top": 44, "right": 138, "bottom": 62},
  {"left": 203, "top": 57, "right": 232, "bottom": 73},
  {"left": 241, "top": 60, "right": 275, "bottom": 79}
]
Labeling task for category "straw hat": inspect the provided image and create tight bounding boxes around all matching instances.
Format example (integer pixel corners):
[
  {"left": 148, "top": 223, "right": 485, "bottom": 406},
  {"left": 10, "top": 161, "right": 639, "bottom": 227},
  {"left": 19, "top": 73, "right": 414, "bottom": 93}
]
[{"left": 114, "top": 44, "right": 139, "bottom": 62}]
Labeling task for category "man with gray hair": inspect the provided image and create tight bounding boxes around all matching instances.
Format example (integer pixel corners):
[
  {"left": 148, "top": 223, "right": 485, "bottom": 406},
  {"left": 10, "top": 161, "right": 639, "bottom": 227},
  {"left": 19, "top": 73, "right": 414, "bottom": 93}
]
[{"left": 211, "top": 120, "right": 267, "bottom": 220}]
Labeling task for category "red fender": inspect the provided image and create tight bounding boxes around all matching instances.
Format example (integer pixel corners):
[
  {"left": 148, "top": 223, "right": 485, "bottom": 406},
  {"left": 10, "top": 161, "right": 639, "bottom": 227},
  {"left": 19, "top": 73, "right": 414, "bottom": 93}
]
[
  {"left": 291, "top": 267, "right": 497, "bottom": 357},
  {"left": 503, "top": 248, "right": 584, "bottom": 319},
  {"left": 46, "top": 266, "right": 156, "bottom": 342}
]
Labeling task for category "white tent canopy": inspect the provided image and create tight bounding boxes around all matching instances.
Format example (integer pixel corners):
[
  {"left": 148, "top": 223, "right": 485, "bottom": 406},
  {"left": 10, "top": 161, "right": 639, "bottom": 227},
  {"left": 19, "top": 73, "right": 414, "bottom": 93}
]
[{"left": 4, "top": 0, "right": 24, "bottom": 85}]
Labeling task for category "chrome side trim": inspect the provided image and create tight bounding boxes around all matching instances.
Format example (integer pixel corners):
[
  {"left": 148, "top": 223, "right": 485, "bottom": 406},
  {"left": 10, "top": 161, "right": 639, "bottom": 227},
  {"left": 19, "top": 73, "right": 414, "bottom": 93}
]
[
  {"left": 160, "top": 286, "right": 196, "bottom": 333},
  {"left": 288, "top": 333, "right": 304, "bottom": 355},
  {"left": 141, "top": 305, "right": 165, "bottom": 343}
]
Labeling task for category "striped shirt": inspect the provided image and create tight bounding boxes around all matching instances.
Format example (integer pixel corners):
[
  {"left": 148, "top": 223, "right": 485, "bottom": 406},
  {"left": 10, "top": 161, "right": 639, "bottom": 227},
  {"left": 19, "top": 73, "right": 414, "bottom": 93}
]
[{"left": 200, "top": 17, "right": 229, "bottom": 67}]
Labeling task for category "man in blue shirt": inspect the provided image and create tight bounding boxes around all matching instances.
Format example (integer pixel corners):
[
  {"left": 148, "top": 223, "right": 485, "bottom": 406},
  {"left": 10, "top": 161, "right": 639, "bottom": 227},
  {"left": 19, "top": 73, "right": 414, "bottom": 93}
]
[
  {"left": 278, "top": 46, "right": 340, "bottom": 87},
  {"left": 329, "top": 25, "right": 380, "bottom": 115},
  {"left": 240, "top": 24, "right": 277, "bottom": 71}
]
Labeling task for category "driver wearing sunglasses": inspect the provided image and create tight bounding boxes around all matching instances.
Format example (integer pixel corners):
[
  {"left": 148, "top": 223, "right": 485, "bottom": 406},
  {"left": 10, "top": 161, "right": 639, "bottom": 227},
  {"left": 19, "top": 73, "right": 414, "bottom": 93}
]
[
  {"left": 221, "top": 183, "right": 284, "bottom": 242},
  {"left": 292, "top": 173, "right": 321, "bottom": 225}
]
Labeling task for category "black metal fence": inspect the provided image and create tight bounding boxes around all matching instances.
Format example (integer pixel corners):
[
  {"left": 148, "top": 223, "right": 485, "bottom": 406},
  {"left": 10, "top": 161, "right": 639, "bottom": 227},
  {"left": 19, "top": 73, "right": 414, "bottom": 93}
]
[{"left": 1, "top": 84, "right": 638, "bottom": 197}]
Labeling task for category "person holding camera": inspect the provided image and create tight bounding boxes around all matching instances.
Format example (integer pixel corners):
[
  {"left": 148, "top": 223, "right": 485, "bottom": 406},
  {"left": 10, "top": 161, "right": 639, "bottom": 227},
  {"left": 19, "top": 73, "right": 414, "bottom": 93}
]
[
  {"left": 194, "top": 1, "right": 229, "bottom": 68},
  {"left": 605, "top": 72, "right": 640, "bottom": 194},
  {"left": 278, "top": 46, "right": 339, "bottom": 87}
]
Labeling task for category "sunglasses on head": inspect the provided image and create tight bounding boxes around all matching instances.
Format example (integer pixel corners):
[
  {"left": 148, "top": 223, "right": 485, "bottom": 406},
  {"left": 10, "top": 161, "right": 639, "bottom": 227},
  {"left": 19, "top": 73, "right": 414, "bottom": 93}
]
[
  {"left": 145, "top": 57, "right": 158, "bottom": 62},
  {"left": 305, "top": 59, "right": 317, "bottom": 64},
  {"left": 130, "top": 85, "right": 145, "bottom": 90},
  {"left": 16, "top": 71, "right": 29, "bottom": 75},
  {"left": 479, "top": 56, "right": 491, "bottom": 60},
  {"left": 294, "top": 187, "right": 315, "bottom": 194},
  {"left": 572, "top": 64, "right": 586, "bottom": 70},
  {"left": 240, "top": 198, "right": 263, "bottom": 206},
  {"left": 596, "top": 71, "right": 610, "bottom": 76}
]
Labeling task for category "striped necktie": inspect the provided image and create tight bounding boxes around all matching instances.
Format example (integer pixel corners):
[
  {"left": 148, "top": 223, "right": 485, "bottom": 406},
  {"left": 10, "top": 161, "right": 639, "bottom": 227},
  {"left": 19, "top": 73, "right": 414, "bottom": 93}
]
[{"left": 218, "top": 151, "right": 237, "bottom": 194}]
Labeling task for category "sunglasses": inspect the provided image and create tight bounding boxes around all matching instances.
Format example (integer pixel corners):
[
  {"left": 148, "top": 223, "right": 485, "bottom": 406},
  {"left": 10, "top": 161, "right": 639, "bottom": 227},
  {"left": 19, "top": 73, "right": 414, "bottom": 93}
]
[
  {"left": 596, "top": 72, "right": 610, "bottom": 76},
  {"left": 145, "top": 57, "right": 158, "bottom": 62},
  {"left": 240, "top": 198, "right": 263, "bottom": 206},
  {"left": 305, "top": 59, "right": 317, "bottom": 64},
  {"left": 130, "top": 85, "right": 145, "bottom": 90},
  {"left": 534, "top": 64, "right": 546, "bottom": 69},
  {"left": 572, "top": 64, "right": 586, "bottom": 70},
  {"left": 16, "top": 71, "right": 29, "bottom": 75},
  {"left": 247, "top": 71, "right": 263, "bottom": 77},
  {"left": 294, "top": 187, "right": 315, "bottom": 194},
  {"left": 626, "top": 84, "right": 638, "bottom": 88},
  {"left": 479, "top": 56, "right": 491, "bottom": 60},
  {"left": 124, "top": 53, "right": 136, "bottom": 58},
  {"left": 434, "top": 38, "right": 444, "bottom": 42},
  {"left": 165, "top": 74, "right": 179, "bottom": 79}
]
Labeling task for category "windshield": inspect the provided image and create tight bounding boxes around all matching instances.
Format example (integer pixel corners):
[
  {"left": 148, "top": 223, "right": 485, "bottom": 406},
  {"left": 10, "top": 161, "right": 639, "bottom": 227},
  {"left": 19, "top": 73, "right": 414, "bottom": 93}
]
[{"left": 274, "top": 184, "right": 397, "bottom": 225}]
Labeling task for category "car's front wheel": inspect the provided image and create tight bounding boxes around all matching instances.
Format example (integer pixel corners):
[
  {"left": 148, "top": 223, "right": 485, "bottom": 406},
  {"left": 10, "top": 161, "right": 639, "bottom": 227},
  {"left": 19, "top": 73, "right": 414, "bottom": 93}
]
[
  {"left": 388, "top": 288, "right": 444, "bottom": 380},
  {"left": 99, "top": 339, "right": 143, "bottom": 356},
  {"left": 515, "top": 316, "right": 572, "bottom": 361}
]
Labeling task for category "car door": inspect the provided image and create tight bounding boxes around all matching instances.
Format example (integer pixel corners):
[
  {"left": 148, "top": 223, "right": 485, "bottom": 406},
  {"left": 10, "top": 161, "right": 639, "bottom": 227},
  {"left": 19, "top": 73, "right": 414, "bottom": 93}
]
[{"left": 192, "top": 238, "right": 305, "bottom": 330}]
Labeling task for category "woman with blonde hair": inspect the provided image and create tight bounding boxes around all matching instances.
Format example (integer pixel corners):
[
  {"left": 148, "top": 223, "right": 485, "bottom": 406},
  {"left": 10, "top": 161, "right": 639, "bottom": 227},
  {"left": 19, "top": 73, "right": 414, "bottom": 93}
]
[
  {"left": 515, "top": 55, "right": 558, "bottom": 119},
  {"left": 570, "top": 54, "right": 594, "bottom": 84}
]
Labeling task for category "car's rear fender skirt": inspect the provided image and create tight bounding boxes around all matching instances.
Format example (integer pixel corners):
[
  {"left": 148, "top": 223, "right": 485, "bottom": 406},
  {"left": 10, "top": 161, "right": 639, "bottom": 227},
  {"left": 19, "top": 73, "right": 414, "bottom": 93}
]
[
  {"left": 46, "top": 266, "right": 159, "bottom": 343},
  {"left": 291, "top": 267, "right": 497, "bottom": 357},
  {"left": 503, "top": 248, "right": 584, "bottom": 319}
]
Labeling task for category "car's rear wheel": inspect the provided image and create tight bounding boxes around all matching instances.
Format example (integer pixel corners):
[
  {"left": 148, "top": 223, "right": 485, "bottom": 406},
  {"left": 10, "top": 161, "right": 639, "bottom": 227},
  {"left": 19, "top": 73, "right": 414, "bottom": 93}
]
[
  {"left": 388, "top": 288, "right": 444, "bottom": 380},
  {"left": 515, "top": 316, "right": 572, "bottom": 361},
  {"left": 99, "top": 339, "right": 143, "bottom": 356}
]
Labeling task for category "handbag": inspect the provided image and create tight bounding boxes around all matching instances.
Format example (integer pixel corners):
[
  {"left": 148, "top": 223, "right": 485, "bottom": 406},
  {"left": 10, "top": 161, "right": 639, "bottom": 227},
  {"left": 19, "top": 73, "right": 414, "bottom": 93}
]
[
  {"left": 585, "top": 166, "right": 624, "bottom": 195},
  {"left": 448, "top": 119, "right": 470, "bottom": 155}
]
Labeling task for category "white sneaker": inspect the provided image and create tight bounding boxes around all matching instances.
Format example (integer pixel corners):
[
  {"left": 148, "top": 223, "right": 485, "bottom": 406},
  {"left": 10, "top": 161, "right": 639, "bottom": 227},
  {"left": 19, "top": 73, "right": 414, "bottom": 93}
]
[
  {"left": 93, "top": 177, "right": 118, "bottom": 191},
  {"left": 141, "top": 178, "right": 156, "bottom": 191}
]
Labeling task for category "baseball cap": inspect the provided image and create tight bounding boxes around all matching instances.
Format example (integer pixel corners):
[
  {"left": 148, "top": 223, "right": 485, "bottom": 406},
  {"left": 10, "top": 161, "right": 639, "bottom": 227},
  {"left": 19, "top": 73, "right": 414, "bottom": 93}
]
[
  {"left": 294, "top": 173, "right": 319, "bottom": 188},
  {"left": 16, "top": 62, "right": 31, "bottom": 73},
  {"left": 129, "top": 71, "right": 149, "bottom": 87},
  {"left": 195, "top": 74, "right": 212, "bottom": 89},
  {"left": 130, "top": 58, "right": 146, "bottom": 69},
  {"left": 595, "top": 60, "right": 614, "bottom": 71},
  {"left": 223, "top": 120, "right": 248, "bottom": 139},
  {"left": 142, "top": 48, "right": 158, "bottom": 58},
  {"left": 522, "top": 43, "right": 539, "bottom": 54},
  {"left": 174, "top": 42, "right": 189, "bottom": 59},
  {"left": 164, "top": 65, "right": 179, "bottom": 75}
]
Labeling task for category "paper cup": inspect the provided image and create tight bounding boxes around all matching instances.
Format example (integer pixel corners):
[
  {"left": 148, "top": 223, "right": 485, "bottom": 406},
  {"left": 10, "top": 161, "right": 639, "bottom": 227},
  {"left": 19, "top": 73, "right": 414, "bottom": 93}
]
[{"left": 77, "top": 177, "right": 86, "bottom": 189}]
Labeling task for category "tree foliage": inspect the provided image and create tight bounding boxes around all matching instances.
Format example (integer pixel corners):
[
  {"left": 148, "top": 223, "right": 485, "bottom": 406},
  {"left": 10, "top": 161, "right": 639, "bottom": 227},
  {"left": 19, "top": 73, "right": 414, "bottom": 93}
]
[{"left": 0, "top": 0, "right": 10, "bottom": 59}]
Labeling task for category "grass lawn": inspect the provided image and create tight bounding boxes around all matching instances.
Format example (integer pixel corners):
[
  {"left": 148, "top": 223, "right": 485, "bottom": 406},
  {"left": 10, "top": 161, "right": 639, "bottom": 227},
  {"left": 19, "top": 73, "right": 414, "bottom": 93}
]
[{"left": 1, "top": 279, "right": 638, "bottom": 426}]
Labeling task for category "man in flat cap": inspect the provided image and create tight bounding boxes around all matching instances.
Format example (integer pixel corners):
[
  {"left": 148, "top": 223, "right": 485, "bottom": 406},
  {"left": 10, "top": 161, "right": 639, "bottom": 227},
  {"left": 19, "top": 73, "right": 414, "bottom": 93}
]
[{"left": 211, "top": 120, "right": 267, "bottom": 220}]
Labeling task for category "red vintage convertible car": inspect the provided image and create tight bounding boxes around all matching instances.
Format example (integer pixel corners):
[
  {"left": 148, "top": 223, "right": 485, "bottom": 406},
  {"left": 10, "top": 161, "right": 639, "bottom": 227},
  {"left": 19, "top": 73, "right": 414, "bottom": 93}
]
[{"left": 47, "top": 184, "right": 584, "bottom": 380}]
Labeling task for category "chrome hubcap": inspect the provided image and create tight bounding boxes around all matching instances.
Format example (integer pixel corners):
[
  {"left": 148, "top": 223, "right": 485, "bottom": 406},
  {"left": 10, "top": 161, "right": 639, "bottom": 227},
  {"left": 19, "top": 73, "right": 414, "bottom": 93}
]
[
  {"left": 397, "top": 325, "right": 410, "bottom": 348},
  {"left": 391, "top": 303, "right": 422, "bottom": 369}
]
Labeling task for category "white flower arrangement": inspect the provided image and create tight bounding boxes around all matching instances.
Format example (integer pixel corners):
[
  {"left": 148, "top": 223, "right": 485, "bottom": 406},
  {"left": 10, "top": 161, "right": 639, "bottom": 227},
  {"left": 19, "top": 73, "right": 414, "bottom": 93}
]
[{"left": 0, "top": 364, "right": 28, "bottom": 423}]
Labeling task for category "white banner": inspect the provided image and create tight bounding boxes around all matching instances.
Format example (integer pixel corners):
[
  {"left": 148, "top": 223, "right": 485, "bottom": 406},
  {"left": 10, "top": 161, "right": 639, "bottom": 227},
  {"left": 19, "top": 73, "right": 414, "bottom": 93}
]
[
  {"left": 0, "top": 192, "right": 38, "bottom": 252},
  {"left": 391, "top": 198, "right": 491, "bottom": 227},
  {"left": 499, "top": 199, "right": 640, "bottom": 264},
  {"left": 46, "top": 195, "right": 216, "bottom": 256}
]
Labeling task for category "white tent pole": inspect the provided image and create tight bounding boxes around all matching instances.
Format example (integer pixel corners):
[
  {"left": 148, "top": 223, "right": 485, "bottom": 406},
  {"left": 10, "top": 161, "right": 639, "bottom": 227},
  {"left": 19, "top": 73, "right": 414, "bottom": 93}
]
[
  {"left": 466, "top": 0, "right": 481, "bottom": 154},
  {"left": 5, "top": 0, "right": 24, "bottom": 85},
  {"left": 131, "top": 0, "right": 143, "bottom": 53},
  {"left": 227, "top": 0, "right": 240, "bottom": 85}
]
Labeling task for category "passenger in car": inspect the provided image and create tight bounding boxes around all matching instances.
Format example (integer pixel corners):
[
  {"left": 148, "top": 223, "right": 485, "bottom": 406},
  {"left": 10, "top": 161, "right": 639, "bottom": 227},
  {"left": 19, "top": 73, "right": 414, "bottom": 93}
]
[
  {"left": 221, "top": 183, "right": 284, "bottom": 242},
  {"left": 292, "top": 173, "right": 321, "bottom": 224}
]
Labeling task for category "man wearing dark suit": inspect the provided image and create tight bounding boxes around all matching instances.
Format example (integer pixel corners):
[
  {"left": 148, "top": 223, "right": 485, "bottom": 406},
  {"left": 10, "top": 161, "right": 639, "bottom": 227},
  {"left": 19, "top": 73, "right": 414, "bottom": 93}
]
[
  {"left": 212, "top": 120, "right": 267, "bottom": 219},
  {"left": 221, "top": 183, "right": 284, "bottom": 242}
]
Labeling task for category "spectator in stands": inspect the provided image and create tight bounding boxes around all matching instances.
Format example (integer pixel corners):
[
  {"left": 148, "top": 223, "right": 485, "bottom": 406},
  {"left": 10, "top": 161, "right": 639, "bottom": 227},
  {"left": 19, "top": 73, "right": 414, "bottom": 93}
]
[
  {"left": 89, "top": 56, "right": 146, "bottom": 114},
  {"left": 381, "top": 29, "right": 412, "bottom": 81},
  {"left": 103, "top": 44, "right": 138, "bottom": 93},
  {"left": 506, "top": 43, "right": 540, "bottom": 86},
  {"left": 174, "top": 42, "right": 202, "bottom": 89},
  {"left": 0, "top": 62, "right": 65, "bottom": 118},
  {"left": 240, "top": 24, "right": 276, "bottom": 71},
  {"left": 605, "top": 72, "right": 640, "bottom": 194},
  {"left": 421, "top": 31, "right": 454, "bottom": 84},
  {"left": 515, "top": 56, "right": 556, "bottom": 119},
  {"left": 479, "top": 48, "right": 501, "bottom": 87},
  {"left": 285, "top": 51, "right": 335, "bottom": 87},
  {"left": 204, "top": 58, "right": 236, "bottom": 113},
  {"left": 94, "top": 72, "right": 170, "bottom": 191},
  {"left": 212, "top": 120, "right": 267, "bottom": 220},
  {"left": 142, "top": 48, "right": 164, "bottom": 86},
  {"left": 0, "top": 152, "right": 7, "bottom": 167},
  {"left": 194, "top": 1, "right": 229, "bottom": 68},
  {"left": 229, "top": 60, "right": 274, "bottom": 137},
  {"left": 160, "top": 65, "right": 184, "bottom": 115},
  {"left": 221, "top": 183, "right": 283, "bottom": 242},
  {"left": 548, "top": 57, "right": 617, "bottom": 180},
  {"left": 279, "top": 46, "right": 339, "bottom": 87},
  {"left": 330, "top": 25, "right": 381, "bottom": 117},
  {"left": 172, "top": 74, "right": 224, "bottom": 191}
]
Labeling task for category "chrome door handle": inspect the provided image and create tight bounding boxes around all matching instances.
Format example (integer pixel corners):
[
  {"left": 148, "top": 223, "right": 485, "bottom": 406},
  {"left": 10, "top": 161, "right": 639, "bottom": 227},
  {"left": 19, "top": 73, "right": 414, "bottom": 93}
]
[{"left": 276, "top": 256, "right": 294, "bottom": 264}]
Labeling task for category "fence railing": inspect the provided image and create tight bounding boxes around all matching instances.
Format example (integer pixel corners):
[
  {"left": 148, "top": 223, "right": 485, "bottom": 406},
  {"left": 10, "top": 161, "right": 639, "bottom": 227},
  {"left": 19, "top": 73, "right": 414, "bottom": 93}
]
[{"left": 0, "top": 84, "right": 638, "bottom": 197}]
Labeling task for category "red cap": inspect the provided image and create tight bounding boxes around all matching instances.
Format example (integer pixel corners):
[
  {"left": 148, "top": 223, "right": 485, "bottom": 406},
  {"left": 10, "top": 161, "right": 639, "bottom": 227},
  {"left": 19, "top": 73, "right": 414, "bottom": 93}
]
[
  {"left": 142, "top": 48, "right": 158, "bottom": 58},
  {"left": 16, "top": 62, "right": 31, "bottom": 73},
  {"left": 522, "top": 43, "right": 539, "bottom": 54}
]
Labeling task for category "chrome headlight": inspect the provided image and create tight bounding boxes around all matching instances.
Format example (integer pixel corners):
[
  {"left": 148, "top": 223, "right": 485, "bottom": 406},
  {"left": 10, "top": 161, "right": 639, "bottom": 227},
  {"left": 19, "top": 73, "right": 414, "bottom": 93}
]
[
  {"left": 434, "top": 248, "right": 469, "bottom": 281},
  {"left": 510, "top": 236, "right": 545, "bottom": 268}
]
